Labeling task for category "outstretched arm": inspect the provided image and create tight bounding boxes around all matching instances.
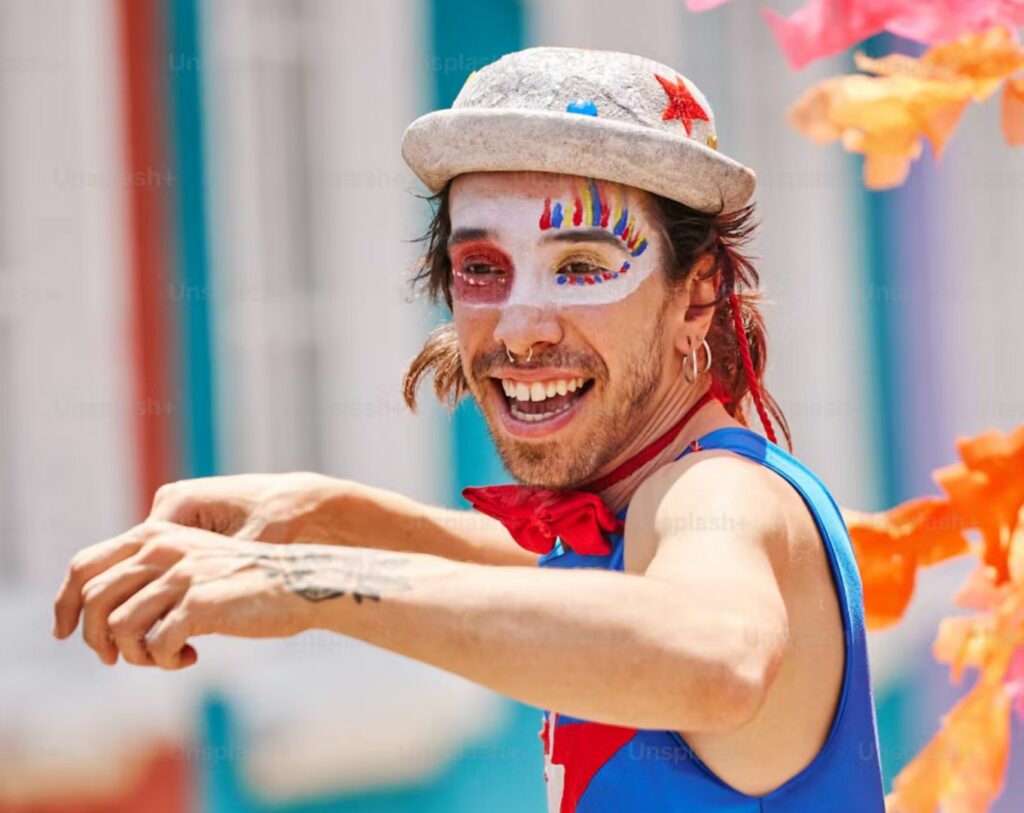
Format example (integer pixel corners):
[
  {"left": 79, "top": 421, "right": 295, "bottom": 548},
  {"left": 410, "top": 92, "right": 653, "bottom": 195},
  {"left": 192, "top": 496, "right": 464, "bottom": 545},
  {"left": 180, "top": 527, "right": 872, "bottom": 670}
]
[
  {"left": 53, "top": 452, "right": 789, "bottom": 733},
  {"left": 148, "top": 472, "right": 537, "bottom": 567},
  {"left": 301, "top": 481, "right": 538, "bottom": 566},
  {"left": 283, "top": 545, "right": 778, "bottom": 731}
]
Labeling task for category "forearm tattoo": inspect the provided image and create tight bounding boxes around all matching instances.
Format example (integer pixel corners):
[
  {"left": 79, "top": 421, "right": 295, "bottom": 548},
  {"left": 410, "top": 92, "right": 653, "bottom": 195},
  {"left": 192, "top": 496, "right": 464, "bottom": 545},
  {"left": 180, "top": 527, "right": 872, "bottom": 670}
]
[{"left": 250, "top": 549, "right": 412, "bottom": 603}]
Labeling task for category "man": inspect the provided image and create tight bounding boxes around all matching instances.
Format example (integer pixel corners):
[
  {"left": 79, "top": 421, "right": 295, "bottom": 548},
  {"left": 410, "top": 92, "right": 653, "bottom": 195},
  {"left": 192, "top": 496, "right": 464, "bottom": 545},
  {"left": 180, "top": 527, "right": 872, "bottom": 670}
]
[{"left": 53, "top": 47, "right": 886, "bottom": 811}]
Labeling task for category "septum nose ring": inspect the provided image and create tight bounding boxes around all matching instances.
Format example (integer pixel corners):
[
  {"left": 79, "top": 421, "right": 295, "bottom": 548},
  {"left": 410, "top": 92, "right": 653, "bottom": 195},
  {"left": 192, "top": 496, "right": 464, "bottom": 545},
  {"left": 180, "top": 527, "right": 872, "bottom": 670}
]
[{"left": 505, "top": 345, "right": 533, "bottom": 364}]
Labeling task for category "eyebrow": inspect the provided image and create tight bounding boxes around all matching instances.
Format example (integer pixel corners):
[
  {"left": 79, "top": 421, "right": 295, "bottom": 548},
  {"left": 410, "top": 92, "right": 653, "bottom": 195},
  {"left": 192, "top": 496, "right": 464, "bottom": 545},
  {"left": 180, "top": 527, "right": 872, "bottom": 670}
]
[
  {"left": 540, "top": 228, "right": 627, "bottom": 251},
  {"left": 447, "top": 225, "right": 631, "bottom": 252},
  {"left": 447, "top": 227, "right": 494, "bottom": 249}
]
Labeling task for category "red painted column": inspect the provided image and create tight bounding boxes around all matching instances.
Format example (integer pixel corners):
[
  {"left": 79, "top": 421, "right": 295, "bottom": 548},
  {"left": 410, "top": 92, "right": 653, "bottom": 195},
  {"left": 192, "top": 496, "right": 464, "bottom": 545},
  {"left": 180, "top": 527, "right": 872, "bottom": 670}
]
[{"left": 115, "top": 0, "right": 179, "bottom": 517}]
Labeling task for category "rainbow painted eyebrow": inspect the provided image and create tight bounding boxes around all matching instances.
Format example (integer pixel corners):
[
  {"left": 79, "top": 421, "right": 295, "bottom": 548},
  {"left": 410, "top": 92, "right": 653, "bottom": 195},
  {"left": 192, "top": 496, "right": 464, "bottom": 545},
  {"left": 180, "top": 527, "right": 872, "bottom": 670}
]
[{"left": 537, "top": 179, "right": 649, "bottom": 258}]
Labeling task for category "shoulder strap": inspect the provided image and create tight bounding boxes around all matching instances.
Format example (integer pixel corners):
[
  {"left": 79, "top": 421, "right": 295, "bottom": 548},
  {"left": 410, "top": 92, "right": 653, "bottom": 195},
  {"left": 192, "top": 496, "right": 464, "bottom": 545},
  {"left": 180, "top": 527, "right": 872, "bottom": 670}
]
[{"left": 672, "top": 426, "right": 763, "bottom": 462}]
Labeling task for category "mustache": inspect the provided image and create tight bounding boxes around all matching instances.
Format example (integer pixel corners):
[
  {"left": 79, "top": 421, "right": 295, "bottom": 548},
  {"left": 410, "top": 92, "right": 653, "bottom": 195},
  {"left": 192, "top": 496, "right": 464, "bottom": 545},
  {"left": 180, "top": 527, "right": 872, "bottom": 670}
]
[{"left": 470, "top": 346, "right": 607, "bottom": 380}]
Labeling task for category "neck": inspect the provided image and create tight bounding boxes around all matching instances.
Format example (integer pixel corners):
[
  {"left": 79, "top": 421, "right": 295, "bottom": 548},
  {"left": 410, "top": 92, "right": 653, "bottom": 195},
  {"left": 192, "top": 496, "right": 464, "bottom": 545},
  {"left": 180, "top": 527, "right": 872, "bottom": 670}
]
[{"left": 588, "top": 375, "right": 731, "bottom": 513}]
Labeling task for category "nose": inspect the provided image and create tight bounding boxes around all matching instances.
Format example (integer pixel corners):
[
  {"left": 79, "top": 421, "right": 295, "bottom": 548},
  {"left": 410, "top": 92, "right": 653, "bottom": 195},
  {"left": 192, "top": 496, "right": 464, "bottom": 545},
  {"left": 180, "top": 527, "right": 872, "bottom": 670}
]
[{"left": 493, "top": 304, "right": 563, "bottom": 359}]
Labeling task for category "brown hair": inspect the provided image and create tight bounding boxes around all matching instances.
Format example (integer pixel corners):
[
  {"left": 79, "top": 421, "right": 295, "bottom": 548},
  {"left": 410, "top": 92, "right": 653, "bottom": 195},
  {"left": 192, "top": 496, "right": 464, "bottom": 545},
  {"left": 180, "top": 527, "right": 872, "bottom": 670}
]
[{"left": 401, "top": 180, "right": 792, "bottom": 450}]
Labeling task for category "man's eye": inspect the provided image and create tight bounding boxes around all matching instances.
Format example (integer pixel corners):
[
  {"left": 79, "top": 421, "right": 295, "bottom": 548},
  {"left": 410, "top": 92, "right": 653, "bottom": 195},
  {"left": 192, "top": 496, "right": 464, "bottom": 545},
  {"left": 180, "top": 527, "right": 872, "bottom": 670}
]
[
  {"left": 559, "top": 261, "right": 604, "bottom": 277},
  {"left": 463, "top": 263, "right": 504, "bottom": 276}
]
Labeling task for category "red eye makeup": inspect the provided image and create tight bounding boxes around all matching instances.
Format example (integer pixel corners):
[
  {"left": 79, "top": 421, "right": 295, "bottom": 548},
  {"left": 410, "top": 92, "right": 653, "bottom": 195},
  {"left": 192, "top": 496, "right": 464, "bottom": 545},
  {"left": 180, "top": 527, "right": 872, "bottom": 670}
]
[{"left": 450, "top": 241, "right": 514, "bottom": 305}]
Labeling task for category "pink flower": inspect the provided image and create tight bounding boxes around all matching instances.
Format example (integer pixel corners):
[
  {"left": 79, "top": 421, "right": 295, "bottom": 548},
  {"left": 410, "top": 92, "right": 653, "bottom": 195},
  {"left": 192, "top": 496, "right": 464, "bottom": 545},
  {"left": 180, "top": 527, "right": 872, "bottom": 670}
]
[{"left": 685, "top": 0, "right": 1024, "bottom": 69}]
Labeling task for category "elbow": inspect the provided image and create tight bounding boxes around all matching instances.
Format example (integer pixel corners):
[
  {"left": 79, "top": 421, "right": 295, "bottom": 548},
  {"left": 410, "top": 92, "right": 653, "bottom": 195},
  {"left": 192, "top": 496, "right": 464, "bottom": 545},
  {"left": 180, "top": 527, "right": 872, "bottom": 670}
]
[
  {"left": 718, "top": 614, "right": 789, "bottom": 730},
  {"left": 665, "top": 614, "right": 789, "bottom": 732},
  {"left": 715, "top": 649, "right": 784, "bottom": 730}
]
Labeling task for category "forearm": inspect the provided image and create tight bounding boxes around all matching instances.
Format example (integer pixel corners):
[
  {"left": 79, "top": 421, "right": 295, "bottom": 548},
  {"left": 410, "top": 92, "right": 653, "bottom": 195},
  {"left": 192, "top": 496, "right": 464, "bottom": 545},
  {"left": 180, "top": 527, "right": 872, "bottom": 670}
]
[
  {"left": 293, "top": 480, "right": 537, "bottom": 566},
  {"left": 287, "top": 544, "right": 768, "bottom": 731}
]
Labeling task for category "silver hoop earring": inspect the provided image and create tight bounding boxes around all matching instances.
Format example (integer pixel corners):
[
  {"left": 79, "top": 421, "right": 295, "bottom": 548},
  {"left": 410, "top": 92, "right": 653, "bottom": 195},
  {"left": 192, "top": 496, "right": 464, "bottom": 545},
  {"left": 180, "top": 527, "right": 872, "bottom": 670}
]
[{"left": 683, "top": 338, "right": 712, "bottom": 383}]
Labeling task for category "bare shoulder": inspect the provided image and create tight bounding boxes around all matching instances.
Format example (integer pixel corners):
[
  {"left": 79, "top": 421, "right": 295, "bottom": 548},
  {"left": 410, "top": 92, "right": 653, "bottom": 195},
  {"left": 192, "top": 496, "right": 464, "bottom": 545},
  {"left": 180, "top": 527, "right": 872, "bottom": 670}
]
[{"left": 624, "top": 448, "right": 804, "bottom": 579}]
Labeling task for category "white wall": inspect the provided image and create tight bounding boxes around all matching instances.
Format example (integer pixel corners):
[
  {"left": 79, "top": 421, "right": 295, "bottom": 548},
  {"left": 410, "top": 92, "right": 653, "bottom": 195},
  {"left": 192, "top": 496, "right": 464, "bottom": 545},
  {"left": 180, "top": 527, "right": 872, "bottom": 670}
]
[
  {"left": 0, "top": 0, "right": 135, "bottom": 588},
  {"left": 202, "top": 0, "right": 448, "bottom": 503}
]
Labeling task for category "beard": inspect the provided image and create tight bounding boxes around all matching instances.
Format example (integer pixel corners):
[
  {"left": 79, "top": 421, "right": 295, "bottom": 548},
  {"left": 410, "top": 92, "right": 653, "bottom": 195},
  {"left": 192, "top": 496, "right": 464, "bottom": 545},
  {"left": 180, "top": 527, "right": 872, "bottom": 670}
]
[{"left": 467, "top": 310, "right": 667, "bottom": 489}]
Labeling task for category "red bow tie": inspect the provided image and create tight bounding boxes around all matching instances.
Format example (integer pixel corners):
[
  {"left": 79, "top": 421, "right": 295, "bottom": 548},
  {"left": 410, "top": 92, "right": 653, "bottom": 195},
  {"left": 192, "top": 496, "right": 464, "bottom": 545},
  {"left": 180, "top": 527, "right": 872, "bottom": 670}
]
[
  {"left": 462, "top": 390, "right": 717, "bottom": 556},
  {"left": 462, "top": 486, "right": 622, "bottom": 555}
]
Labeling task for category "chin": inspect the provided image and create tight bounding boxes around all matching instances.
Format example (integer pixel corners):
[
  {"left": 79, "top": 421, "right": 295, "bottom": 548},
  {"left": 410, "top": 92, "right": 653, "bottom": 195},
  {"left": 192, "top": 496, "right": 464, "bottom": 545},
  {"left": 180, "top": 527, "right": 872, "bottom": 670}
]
[{"left": 477, "top": 381, "right": 612, "bottom": 488}]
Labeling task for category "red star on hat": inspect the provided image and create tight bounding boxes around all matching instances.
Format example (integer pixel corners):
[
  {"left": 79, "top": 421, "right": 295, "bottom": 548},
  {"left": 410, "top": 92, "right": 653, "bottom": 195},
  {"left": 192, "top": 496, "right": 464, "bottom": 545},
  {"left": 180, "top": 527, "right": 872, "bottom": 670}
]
[{"left": 654, "top": 73, "right": 709, "bottom": 135}]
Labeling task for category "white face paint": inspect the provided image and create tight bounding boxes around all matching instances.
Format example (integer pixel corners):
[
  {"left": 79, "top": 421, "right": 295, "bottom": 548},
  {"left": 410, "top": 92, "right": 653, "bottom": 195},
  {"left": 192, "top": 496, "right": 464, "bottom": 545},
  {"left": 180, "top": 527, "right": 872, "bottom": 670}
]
[{"left": 447, "top": 176, "right": 659, "bottom": 309}]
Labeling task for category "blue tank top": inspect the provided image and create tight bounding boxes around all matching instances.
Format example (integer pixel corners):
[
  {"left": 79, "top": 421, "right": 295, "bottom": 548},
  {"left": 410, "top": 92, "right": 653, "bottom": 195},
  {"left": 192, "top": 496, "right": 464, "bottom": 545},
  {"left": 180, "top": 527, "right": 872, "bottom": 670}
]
[{"left": 536, "top": 427, "right": 886, "bottom": 812}]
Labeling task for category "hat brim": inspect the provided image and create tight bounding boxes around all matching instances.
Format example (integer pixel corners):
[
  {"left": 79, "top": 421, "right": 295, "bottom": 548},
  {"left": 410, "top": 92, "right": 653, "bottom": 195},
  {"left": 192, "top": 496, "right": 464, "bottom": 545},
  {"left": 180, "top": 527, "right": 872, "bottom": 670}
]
[{"left": 401, "top": 108, "right": 755, "bottom": 214}]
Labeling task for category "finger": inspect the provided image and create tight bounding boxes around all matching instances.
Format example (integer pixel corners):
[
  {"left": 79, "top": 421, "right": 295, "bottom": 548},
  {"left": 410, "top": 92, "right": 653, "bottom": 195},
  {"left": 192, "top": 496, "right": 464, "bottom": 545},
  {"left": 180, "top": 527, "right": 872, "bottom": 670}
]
[
  {"left": 145, "top": 606, "right": 199, "bottom": 670},
  {"left": 53, "top": 530, "right": 151, "bottom": 639},
  {"left": 108, "top": 577, "right": 186, "bottom": 667},
  {"left": 80, "top": 562, "right": 164, "bottom": 665}
]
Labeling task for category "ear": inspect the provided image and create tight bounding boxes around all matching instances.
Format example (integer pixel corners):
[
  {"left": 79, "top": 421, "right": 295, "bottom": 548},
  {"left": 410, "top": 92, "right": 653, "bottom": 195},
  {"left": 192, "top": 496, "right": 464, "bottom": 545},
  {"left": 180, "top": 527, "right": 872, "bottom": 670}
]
[{"left": 668, "top": 252, "right": 719, "bottom": 356}]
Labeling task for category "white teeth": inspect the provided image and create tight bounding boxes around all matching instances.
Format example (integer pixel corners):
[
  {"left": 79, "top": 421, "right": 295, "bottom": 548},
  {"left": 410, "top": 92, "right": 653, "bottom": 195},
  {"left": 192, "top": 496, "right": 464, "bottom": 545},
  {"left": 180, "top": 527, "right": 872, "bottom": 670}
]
[
  {"left": 514, "top": 408, "right": 564, "bottom": 422},
  {"left": 501, "top": 377, "right": 591, "bottom": 403}
]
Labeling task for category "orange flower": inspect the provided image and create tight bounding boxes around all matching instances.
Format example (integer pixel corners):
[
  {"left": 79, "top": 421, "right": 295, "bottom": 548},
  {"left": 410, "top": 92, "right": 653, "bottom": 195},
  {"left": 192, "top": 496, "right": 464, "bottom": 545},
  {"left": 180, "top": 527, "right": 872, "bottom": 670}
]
[
  {"left": 892, "top": 573, "right": 1024, "bottom": 812},
  {"left": 1003, "top": 76, "right": 1024, "bottom": 145},
  {"left": 844, "top": 498, "right": 968, "bottom": 629},
  {"left": 856, "top": 26, "right": 1024, "bottom": 93},
  {"left": 938, "top": 424, "right": 1024, "bottom": 583},
  {"left": 846, "top": 423, "right": 1024, "bottom": 812},
  {"left": 1010, "top": 504, "right": 1024, "bottom": 584},
  {"left": 789, "top": 26, "right": 1024, "bottom": 189},
  {"left": 886, "top": 675, "right": 1012, "bottom": 813}
]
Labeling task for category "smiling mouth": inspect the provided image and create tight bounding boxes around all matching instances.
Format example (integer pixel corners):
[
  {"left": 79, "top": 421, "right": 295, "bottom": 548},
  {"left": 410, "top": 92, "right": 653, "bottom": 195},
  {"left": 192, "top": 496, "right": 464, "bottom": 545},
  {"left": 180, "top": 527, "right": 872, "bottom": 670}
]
[{"left": 493, "top": 376, "right": 595, "bottom": 423}]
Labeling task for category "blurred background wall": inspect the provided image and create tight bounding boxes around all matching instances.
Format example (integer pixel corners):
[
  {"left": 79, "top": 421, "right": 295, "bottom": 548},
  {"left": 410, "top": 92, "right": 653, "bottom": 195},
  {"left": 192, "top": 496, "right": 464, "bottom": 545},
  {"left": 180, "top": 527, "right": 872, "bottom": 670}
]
[{"left": 0, "top": 0, "right": 1021, "bottom": 810}]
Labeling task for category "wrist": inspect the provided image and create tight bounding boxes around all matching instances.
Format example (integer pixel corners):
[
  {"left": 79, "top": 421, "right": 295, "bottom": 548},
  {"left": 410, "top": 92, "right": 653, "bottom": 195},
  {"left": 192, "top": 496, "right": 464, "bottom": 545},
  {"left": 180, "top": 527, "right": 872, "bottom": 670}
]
[
  {"left": 301, "top": 480, "right": 429, "bottom": 553},
  {"left": 252, "top": 473, "right": 352, "bottom": 545},
  {"left": 283, "top": 474, "right": 378, "bottom": 547}
]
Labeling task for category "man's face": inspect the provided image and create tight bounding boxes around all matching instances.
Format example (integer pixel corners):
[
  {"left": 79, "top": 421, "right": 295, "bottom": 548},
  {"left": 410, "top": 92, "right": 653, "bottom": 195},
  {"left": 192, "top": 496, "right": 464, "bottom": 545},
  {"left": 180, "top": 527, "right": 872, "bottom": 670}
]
[{"left": 448, "top": 171, "right": 684, "bottom": 489}]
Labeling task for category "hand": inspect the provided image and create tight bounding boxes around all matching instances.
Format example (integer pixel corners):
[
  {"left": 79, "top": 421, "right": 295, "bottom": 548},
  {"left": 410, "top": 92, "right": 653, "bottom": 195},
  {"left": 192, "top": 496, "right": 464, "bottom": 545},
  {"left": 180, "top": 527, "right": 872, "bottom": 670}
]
[
  {"left": 149, "top": 472, "right": 344, "bottom": 543},
  {"left": 51, "top": 520, "right": 327, "bottom": 669}
]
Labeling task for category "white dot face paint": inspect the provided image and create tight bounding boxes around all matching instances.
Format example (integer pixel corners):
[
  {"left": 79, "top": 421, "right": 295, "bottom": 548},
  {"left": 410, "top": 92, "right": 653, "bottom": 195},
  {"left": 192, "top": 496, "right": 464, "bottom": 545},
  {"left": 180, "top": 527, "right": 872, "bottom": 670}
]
[{"left": 447, "top": 176, "right": 659, "bottom": 309}]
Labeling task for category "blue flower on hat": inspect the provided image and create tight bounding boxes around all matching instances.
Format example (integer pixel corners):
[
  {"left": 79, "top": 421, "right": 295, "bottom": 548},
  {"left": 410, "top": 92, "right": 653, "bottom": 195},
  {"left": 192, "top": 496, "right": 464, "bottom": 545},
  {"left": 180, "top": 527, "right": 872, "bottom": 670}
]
[{"left": 566, "top": 98, "right": 598, "bottom": 117}]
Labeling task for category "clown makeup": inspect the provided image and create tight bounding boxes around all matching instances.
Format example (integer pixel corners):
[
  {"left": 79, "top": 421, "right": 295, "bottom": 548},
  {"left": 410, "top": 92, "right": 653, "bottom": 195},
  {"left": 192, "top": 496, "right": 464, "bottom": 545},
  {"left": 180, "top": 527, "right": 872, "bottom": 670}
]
[{"left": 447, "top": 176, "right": 659, "bottom": 309}]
